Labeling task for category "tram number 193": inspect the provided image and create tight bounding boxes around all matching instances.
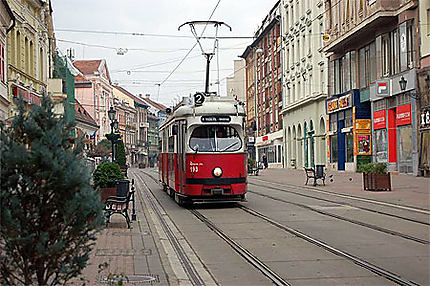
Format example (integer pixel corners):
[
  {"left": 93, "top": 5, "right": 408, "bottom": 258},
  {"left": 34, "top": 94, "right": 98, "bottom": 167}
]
[{"left": 190, "top": 166, "right": 199, "bottom": 173}]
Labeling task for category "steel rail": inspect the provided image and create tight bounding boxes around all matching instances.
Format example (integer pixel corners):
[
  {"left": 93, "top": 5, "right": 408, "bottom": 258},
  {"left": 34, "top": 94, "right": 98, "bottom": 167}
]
[
  {"left": 132, "top": 171, "right": 206, "bottom": 286},
  {"left": 189, "top": 209, "right": 291, "bottom": 286},
  {"left": 237, "top": 205, "right": 420, "bottom": 286},
  {"left": 251, "top": 178, "right": 430, "bottom": 215},
  {"left": 249, "top": 181, "right": 430, "bottom": 226},
  {"left": 248, "top": 190, "right": 429, "bottom": 244},
  {"left": 139, "top": 170, "right": 291, "bottom": 286}
]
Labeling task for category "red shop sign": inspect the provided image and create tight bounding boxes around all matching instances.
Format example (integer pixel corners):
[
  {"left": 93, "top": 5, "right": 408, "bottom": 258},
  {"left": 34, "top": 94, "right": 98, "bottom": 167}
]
[
  {"left": 262, "top": 135, "right": 268, "bottom": 141},
  {"left": 396, "top": 104, "right": 411, "bottom": 126},
  {"left": 373, "top": 110, "right": 386, "bottom": 130}
]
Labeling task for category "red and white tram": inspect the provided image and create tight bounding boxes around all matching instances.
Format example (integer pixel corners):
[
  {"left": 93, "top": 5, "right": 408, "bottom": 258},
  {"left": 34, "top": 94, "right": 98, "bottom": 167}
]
[{"left": 159, "top": 95, "right": 247, "bottom": 205}]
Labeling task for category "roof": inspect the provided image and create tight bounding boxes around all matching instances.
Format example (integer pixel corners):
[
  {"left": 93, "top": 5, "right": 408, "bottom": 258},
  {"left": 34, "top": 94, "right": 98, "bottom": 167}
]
[
  {"left": 74, "top": 74, "right": 90, "bottom": 83},
  {"left": 73, "top": 59, "right": 111, "bottom": 82},
  {"left": 114, "top": 85, "right": 148, "bottom": 108},
  {"left": 75, "top": 99, "right": 98, "bottom": 128},
  {"left": 141, "top": 96, "right": 167, "bottom": 112}
]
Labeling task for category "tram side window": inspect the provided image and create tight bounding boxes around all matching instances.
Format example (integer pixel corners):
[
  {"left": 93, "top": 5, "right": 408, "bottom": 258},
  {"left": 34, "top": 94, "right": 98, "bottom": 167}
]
[
  {"left": 189, "top": 125, "right": 242, "bottom": 152},
  {"left": 168, "top": 136, "right": 174, "bottom": 153}
]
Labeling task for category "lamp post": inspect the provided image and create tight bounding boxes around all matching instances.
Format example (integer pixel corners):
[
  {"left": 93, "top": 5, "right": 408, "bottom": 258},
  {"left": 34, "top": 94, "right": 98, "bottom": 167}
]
[
  {"left": 254, "top": 47, "right": 263, "bottom": 165},
  {"left": 108, "top": 107, "right": 117, "bottom": 162}
]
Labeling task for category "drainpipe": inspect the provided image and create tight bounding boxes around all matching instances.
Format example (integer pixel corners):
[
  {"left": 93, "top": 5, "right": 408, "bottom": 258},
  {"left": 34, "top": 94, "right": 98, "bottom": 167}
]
[{"left": 4, "top": 0, "right": 16, "bottom": 34}]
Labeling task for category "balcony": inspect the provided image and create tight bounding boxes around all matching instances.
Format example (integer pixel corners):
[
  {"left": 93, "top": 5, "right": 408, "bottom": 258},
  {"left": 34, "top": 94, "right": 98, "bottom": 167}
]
[{"left": 324, "top": 0, "right": 416, "bottom": 53}]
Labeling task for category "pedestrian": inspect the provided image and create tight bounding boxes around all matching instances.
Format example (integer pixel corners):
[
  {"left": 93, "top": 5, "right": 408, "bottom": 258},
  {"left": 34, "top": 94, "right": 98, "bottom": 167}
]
[{"left": 262, "top": 154, "right": 268, "bottom": 169}]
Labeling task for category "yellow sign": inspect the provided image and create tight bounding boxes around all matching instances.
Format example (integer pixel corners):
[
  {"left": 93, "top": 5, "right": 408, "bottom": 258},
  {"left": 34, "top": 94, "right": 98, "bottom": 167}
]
[
  {"left": 355, "top": 119, "right": 371, "bottom": 131},
  {"left": 322, "top": 34, "right": 330, "bottom": 42}
]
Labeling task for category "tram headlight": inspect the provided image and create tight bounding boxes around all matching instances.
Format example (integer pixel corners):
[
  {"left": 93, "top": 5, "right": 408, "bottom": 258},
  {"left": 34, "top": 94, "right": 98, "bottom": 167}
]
[{"left": 212, "top": 167, "right": 223, "bottom": 178}]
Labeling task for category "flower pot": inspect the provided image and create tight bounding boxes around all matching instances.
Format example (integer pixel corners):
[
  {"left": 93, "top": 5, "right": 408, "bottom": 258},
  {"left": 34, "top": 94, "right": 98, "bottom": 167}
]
[{"left": 363, "top": 173, "right": 391, "bottom": 191}]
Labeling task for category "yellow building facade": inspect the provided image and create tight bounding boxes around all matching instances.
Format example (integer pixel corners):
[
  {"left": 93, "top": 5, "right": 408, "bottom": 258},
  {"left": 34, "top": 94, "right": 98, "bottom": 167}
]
[{"left": 6, "top": 0, "right": 53, "bottom": 116}]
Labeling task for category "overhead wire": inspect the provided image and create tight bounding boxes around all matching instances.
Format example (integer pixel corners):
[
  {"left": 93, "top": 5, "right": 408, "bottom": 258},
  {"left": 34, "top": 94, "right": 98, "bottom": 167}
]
[{"left": 157, "top": 0, "right": 222, "bottom": 98}]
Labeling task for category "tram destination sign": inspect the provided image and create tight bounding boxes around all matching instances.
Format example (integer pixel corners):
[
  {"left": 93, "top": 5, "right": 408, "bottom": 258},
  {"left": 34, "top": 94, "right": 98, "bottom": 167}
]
[{"left": 201, "top": 116, "right": 231, "bottom": 123}]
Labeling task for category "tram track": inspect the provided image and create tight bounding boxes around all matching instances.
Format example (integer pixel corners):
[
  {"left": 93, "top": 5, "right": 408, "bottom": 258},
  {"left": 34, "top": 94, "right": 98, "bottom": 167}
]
[
  {"left": 247, "top": 189, "right": 429, "bottom": 244},
  {"left": 251, "top": 178, "right": 430, "bottom": 214},
  {"left": 136, "top": 170, "right": 291, "bottom": 286},
  {"left": 132, "top": 170, "right": 208, "bottom": 286},
  {"left": 138, "top": 169, "right": 422, "bottom": 286},
  {"left": 249, "top": 180, "right": 430, "bottom": 226}
]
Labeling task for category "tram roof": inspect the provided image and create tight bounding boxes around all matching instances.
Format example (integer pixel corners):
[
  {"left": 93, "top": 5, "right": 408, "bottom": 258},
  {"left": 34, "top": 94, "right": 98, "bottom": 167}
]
[
  {"left": 175, "top": 97, "right": 245, "bottom": 117},
  {"left": 161, "top": 96, "right": 245, "bottom": 128}
]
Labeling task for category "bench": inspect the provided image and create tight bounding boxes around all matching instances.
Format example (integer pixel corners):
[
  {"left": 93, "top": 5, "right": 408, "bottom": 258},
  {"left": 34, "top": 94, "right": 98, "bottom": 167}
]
[
  {"left": 248, "top": 165, "right": 260, "bottom": 176},
  {"left": 304, "top": 167, "right": 326, "bottom": 186},
  {"left": 104, "top": 190, "right": 135, "bottom": 229}
]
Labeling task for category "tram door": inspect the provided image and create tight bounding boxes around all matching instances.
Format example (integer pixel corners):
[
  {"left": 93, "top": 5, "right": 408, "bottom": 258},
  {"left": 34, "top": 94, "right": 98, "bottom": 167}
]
[{"left": 176, "top": 121, "right": 186, "bottom": 193}]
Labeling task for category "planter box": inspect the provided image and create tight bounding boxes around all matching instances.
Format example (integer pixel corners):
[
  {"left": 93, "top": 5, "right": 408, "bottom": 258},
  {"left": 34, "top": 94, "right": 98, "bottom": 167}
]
[{"left": 363, "top": 173, "right": 391, "bottom": 191}]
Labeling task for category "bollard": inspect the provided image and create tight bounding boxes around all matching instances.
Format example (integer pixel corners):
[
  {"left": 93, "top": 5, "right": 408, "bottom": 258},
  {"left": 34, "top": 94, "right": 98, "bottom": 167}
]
[{"left": 131, "top": 179, "right": 136, "bottom": 221}]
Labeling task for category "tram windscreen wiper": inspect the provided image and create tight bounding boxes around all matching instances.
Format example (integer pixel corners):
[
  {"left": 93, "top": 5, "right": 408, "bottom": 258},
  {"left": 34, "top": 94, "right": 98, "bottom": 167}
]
[{"left": 220, "top": 141, "right": 239, "bottom": 152}]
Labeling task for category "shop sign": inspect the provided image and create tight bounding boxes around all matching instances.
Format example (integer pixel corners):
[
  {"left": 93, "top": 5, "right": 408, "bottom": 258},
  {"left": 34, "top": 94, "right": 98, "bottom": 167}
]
[
  {"left": 373, "top": 110, "right": 386, "bottom": 130},
  {"left": 355, "top": 119, "right": 371, "bottom": 131},
  {"left": 326, "top": 93, "right": 352, "bottom": 114},
  {"left": 12, "top": 86, "right": 41, "bottom": 106},
  {"left": 421, "top": 109, "right": 430, "bottom": 128},
  {"left": 262, "top": 135, "right": 268, "bottom": 141},
  {"left": 396, "top": 104, "right": 411, "bottom": 126}
]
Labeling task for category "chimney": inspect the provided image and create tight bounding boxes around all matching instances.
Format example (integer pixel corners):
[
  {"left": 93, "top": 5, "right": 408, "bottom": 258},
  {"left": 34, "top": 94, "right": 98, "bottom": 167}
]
[{"left": 146, "top": 94, "right": 150, "bottom": 99}]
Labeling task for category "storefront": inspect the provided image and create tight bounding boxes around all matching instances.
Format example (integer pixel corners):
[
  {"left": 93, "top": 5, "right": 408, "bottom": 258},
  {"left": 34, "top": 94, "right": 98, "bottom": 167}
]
[
  {"left": 419, "top": 107, "right": 430, "bottom": 175},
  {"left": 326, "top": 89, "right": 371, "bottom": 171},
  {"left": 371, "top": 70, "right": 418, "bottom": 174},
  {"left": 255, "top": 130, "right": 283, "bottom": 168}
]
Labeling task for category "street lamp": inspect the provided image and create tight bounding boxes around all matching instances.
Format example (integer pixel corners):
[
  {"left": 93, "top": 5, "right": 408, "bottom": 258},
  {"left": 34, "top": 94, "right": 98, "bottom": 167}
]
[
  {"left": 108, "top": 107, "right": 117, "bottom": 162},
  {"left": 254, "top": 47, "right": 263, "bottom": 165},
  {"left": 399, "top": 76, "right": 407, "bottom": 91}
]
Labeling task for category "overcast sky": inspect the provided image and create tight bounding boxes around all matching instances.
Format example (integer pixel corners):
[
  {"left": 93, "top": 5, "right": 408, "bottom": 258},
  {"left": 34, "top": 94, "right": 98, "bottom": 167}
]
[{"left": 51, "top": 0, "right": 277, "bottom": 106}]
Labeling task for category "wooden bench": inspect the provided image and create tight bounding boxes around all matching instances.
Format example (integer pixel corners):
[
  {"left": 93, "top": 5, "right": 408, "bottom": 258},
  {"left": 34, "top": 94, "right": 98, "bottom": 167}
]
[
  {"left": 104, "top": 190, "right": 135, "bottom": 229},
  {"left": 304, "top": 167, "right": 326, "bottom": 186}
]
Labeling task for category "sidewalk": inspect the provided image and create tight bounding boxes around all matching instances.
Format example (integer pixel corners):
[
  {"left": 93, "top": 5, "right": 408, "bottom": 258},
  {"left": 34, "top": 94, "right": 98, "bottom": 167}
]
[
  {"left": 253, "top": 167, "right": 430, "bottom": 210},
  {"left": 73, "top": 186, "right": 171, "bottom": 285}
]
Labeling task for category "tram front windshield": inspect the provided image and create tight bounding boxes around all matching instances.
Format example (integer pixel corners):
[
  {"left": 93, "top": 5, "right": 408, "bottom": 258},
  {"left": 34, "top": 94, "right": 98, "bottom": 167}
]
[{"left": 189, "top": 125, "right": 242, "bottom": 152}]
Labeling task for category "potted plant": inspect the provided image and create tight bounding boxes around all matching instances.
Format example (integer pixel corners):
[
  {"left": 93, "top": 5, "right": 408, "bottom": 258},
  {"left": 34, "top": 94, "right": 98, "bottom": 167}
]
[
  {"left": 116, "top": 140, "right": 128, "bottom": 177},
  {"left": 360, "top": 162, "right": 391, "bottom": 191},
  {"left": 93, "top": 162, "right": 125, "bottom": 201}
]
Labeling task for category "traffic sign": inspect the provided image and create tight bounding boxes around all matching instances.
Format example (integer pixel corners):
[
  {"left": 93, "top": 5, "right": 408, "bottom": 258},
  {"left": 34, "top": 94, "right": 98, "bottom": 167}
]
[{"left": 322, "top": 34, "right": 330, "bottom": 42}]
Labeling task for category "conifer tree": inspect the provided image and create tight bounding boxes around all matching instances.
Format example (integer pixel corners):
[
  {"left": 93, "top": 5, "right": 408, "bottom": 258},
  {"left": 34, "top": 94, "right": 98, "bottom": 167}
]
[
  {"left": 116, "top": 140, "right": 126, "bottom": 166},
  {"left": 0, "top": 97, "right": 105, "bottom": 285}
]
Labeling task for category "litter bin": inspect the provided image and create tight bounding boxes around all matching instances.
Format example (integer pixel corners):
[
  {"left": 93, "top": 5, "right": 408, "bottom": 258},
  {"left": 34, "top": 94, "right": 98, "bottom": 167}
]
[
  {"left": 116, "top": 179, "right": 130, "bottom": 198},
  {"left": 315, "top": 165, "right": 325, "bottom": 178}
]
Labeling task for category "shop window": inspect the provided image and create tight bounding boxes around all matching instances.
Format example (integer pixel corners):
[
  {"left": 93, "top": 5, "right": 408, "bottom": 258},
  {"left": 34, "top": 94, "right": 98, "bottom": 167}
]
[
  {"left": 375, "top": 129, "right": 388, "bottom": 162},
  {"left": 398, "top": 125, "right": 413, "bottom": 162},
  {"left": 420, "top": 131, "right": 430, "bottom": 170},
  {"left": 330, "top": 135, "right": 338, "bottom": 163},
  {"left": 345, "top": 133, "right": 354, "bottom": 163},
  {"left": 278, "top": 145, "right": 282, "bottom": 163}
]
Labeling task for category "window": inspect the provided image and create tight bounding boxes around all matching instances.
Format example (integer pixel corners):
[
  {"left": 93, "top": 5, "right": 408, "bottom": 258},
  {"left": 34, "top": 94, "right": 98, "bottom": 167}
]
[
  {"left": 375, "top": 129, "right": 388, "bottom": 162},
  {"left": 398, "top": 125, "right": 413, "bottom": 163},
  {"left": 344, "top": 109, "right": 353, "bottom": 127},
  {"left": 399, "top": 22, "right": 408, "bottom": 72},
  {"left": 329, "top": 113, "right": 337, "bottom": 131},
  {"left": 308, "top": 29, "right": 312, "bottom": 55},
  {"left": 189, "top": 125, "right": 242, "bottom": 152},
  {"left": 0, "top": 44, "right": 4, "bottom": 83},
  {"left": 391, "top": 29, "right": 399, "bottom": 74},
  {"left": 286, "top": 10, "right": 289, "bottom": 30},
  {"left": 330, "top": 135, "right": 338, "bottom": 163},
  {"left": 359, "top": 42, "right": 376, "bottom": 88},
  {"left": 382, "top": 34, "right": 391, "bottom": 76},
  {"left": 346, "top": 133, "right": 353, "bottom": 162}
]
